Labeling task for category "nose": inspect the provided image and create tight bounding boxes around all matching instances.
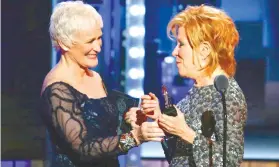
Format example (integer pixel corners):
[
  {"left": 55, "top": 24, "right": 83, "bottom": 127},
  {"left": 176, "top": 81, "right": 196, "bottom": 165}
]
[
  {"left": 172, "top": 45, "right": 179, "bottom": 57},
  {"left": 92, "top": 39, "right": 102, "bottom": 53}
]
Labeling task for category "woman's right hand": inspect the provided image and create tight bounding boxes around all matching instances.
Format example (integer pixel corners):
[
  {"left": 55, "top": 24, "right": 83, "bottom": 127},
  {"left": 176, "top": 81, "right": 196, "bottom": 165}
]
[
  {"left": 124, "top": 107, "right": 147, "bottom": 129},
  {"left": 141, "top": 92, "right": 162, "bottom": 120},
  {"left": 132, "top": 121, "right": 165, "bottom": 143}
]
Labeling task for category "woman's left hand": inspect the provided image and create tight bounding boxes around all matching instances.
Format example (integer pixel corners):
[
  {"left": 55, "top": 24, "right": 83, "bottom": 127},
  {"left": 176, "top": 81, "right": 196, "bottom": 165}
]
[{"left": 158, "top": 106, "right": 196, "bottom": 144}]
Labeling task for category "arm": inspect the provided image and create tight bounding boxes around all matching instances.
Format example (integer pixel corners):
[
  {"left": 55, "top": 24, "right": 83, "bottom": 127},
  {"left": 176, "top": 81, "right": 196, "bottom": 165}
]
[
  {"left": 192, "top": 94, "right": 247, "bottom": 167},
  {"left": 41, "top": 83, "right": 137, "bottom": 161}
]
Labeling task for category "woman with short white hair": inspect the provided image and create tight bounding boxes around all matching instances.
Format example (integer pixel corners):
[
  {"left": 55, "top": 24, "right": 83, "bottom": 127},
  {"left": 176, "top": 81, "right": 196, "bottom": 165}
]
[{"left": 40, "top": 1, "right": 164, "bottom": 167}]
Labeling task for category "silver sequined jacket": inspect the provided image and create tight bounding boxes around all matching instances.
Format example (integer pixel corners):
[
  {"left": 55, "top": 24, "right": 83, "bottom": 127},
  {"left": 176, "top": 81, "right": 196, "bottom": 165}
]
[{"left": 168, "top": 78, "right": 247, "bottom": 167}]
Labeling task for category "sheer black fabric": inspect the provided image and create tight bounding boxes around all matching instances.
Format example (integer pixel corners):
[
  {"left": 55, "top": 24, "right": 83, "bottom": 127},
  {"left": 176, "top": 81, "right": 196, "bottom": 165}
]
[{"left": 41, "top": 82, "right": 126, "bottom": 167}]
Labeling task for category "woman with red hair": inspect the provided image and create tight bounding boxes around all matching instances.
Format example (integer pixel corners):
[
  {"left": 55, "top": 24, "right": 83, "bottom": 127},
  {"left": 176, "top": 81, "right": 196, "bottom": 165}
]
[{"left": 139, "top": 5, "right": 247, "bottom": 167}]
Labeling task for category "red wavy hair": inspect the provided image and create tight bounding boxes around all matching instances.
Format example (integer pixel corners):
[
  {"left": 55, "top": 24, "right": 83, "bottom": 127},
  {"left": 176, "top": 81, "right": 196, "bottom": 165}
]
[{"left": 167, "top": 5, "right": 239, "bottom": 77}]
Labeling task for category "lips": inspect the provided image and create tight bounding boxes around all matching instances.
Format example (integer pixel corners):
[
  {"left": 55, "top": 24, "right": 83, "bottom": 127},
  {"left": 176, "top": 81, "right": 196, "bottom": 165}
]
[
  {"left": 176, "top": 58, "right": 181, "bottom": 64},
  {"left": 87, "top": 54, "right": 97, "bottom": 59}
]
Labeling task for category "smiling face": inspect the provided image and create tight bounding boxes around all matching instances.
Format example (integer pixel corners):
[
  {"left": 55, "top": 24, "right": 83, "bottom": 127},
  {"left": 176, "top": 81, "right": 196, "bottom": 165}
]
[
  {"left": 61, "top": 27, "right": 103, "bottom": 69},
  {"left": 50, "top": 1, "right": 104, "bottom": 69}
]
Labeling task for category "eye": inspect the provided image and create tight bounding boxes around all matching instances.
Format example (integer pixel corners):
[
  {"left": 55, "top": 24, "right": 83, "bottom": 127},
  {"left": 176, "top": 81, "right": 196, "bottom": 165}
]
[
  {"left": 87, "top": 39, "right": 95, "bottom": 44},
  {"left": 88, "top": 36, "right": 102, "bottom": 44},
  {"left": 177, "top": 40, "right": 184, "bottom": 48},
  {"left": 179, "top": 42, "right": 185, "bottom": 47}
]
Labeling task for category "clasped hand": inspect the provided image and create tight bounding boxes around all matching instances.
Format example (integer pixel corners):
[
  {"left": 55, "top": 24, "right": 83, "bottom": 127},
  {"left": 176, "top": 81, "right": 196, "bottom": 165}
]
[
  {"left": 140, "top": 92, "right": 196, "bottom": 144},
  {"left": 124, "top": 107, "right": 165, "bottom": 142}
]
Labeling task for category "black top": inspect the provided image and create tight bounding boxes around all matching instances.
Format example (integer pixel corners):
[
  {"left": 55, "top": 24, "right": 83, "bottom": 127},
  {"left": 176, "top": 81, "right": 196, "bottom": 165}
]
[{"left": 41, "top": 82, "right": 125, "bottom": 167}]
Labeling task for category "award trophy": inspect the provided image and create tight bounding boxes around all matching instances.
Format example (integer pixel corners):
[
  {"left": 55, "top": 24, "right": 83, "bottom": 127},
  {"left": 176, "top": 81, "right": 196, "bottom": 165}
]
[{"left": 161, "top": 85, "right": 177, "bottom": 164}]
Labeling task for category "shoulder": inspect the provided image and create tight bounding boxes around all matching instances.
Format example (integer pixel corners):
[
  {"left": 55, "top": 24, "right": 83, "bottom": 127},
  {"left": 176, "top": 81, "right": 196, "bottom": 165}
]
[
  {"left": 91, "top": 70, "right": 102, "bottom": 81},
  {"left": 226, "top": 79, "right": 248, "bottom": 123},
  {"left": 41, "top": 81, "right": 73, "bottom": 100},
  {"left": 218, "top": 78, "right": 248, "bottom": 122},
  {"left": 41, "top": 67, "right": 70, "bottom": 96},
  {"left": 89, "top": 70, "right": 105, "bottom": 87},
  {"left": 208, "top": 78, "right": 247, "bottom": 112},
  {"left": 227, "top": 78, "right": 246, "bottom": 105}
]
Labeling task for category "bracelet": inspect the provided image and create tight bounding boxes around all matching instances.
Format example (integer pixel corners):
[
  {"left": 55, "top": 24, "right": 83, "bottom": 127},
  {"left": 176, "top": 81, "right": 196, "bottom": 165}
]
[{"left": 119, "top": 132, "right": 137, "bottom": 152}]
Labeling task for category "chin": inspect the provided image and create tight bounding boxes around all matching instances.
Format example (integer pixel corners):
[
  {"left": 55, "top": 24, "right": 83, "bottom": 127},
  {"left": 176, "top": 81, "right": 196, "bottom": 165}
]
[
  {"left": 87, "top": 61, "right": 98, "bottom": 68},
  {"left": 178, "top": 70, "right": 187, "bottom": 77}
]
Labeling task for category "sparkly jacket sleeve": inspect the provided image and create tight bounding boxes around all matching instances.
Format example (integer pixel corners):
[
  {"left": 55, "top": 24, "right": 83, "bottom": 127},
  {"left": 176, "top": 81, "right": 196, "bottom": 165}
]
[
  {"left": 41, "top": 83, "right": 136, "bottom": 161},
  {"left": 192, "top": 88, "right": 247, "bottom": 167}
]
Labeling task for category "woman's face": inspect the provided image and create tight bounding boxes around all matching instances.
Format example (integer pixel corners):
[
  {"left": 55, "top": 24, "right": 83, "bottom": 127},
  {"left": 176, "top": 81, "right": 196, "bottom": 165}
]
[
  {"left": 62, "top": 26, "right": 103, "bottom": 69},
  {"left": 172, "top": 27, "right": 209, "bottom": 79},
  {"left": 172, "top": 27, "right": 197, "bottom": 79}
]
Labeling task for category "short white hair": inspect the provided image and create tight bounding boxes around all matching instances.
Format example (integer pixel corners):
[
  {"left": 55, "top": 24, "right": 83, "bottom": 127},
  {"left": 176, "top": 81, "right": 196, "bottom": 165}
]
[{"left": 49, "top": 1, "right": 103, "bottom": 48}]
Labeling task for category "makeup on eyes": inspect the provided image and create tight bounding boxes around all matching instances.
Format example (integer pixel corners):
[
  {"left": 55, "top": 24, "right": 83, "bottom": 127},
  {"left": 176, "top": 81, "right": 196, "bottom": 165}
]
[
  {"left": 177, "top": 39, "right": 185, "bottom": 47},
  {"left": 179, "top": 42, "right": 185, "bottom": 47}
]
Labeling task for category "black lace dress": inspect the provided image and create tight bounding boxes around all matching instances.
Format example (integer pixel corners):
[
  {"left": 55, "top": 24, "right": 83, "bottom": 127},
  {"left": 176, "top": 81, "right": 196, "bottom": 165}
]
[
  {"left": 166, "top": 78, "right": 247, "bottom": 167},
  {"left": 41, "top": 82, "right": 131, "bottom": 167}
]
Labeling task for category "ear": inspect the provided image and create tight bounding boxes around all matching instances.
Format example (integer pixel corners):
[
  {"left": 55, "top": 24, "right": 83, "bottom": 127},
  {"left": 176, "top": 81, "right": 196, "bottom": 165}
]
[
  {"left": 57, "top": 40, "right": 69, "bottom": 52},
  {"left": 199, "top": 41, "right": 211, "bottom": 60}
]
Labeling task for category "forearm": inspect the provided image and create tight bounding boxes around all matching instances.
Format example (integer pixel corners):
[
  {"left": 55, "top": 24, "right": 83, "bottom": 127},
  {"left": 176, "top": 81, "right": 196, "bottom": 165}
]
[{"left": 76, "top": 132, "right": 138, "bottom": 161}]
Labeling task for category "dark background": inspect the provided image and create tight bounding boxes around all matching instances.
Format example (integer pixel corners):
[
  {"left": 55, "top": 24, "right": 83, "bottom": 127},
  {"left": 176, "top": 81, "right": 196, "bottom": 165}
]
[{"left": 1, "top": 0, "right": 279, "bottom": 164}]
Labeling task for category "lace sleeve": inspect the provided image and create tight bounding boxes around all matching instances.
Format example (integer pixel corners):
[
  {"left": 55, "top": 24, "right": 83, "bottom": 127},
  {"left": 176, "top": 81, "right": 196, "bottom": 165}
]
[
  {"left": 41, "top": 83, "right": 137, "bottom": 161},
  {"left": 192, "top": 89, "right": 247, "bottom": 167}
]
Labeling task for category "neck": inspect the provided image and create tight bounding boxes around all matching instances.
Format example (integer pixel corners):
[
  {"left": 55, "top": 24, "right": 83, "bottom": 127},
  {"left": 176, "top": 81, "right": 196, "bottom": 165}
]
[
  {"left": 57, "top": 54, "right": 93, "bottom": 83},
  {"left": 194, "top": 67, "right": 228, "bottom": 87}
]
